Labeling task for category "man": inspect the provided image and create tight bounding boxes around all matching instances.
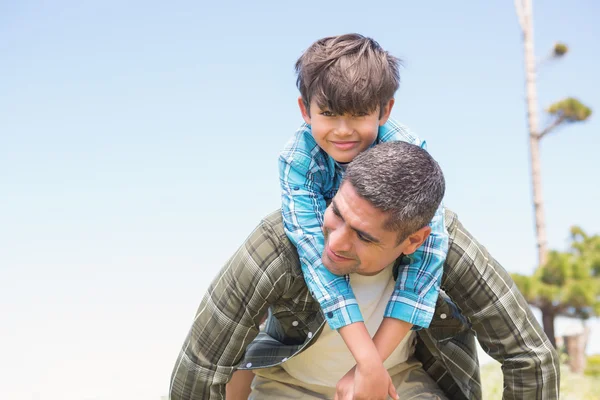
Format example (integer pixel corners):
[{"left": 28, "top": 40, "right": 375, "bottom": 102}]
[{"left": 170, "top": 142, "right": 559, "bottom": 399}]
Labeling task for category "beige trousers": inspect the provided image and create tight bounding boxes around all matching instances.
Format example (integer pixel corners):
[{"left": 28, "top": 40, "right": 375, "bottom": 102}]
[{"left": 249, "top": 357, "right": 448, "bottom": 399}]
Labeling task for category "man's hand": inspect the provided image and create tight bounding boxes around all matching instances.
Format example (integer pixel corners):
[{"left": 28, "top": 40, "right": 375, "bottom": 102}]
[{"left": 334, "top": 361, "right": 398, "bottom": 400}]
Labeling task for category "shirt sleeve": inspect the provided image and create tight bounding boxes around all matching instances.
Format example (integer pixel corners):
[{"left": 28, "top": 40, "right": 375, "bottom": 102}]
[
  {"left": 444, "top": 212, "right": 560, "bottom": 399},
  {"left": 169, "top": 218, "right": 289, "bottom": 400},
  {"left": 384, "top": 204, "right": 448, "bottom": 329},
  {"left": 279, "top": 138, "right": 364, "bottom": 330},
  {"left": 378, "top": 120, "right": 447, "bottom": 329}
]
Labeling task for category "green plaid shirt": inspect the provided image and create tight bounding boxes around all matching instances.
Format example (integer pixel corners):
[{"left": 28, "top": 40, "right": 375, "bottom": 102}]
[{"left": 170, "top": 209, "right": 559, "bottom": 400}]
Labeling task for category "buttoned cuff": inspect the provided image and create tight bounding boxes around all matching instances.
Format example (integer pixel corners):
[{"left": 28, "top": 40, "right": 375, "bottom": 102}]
[{"left": 320, "top": 299, "right": 364, "bottom": 330}]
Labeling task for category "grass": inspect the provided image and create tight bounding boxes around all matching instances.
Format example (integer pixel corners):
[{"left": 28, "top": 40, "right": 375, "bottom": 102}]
[{"left": 481, "top": 361, "right": 600, "bottom": 399}]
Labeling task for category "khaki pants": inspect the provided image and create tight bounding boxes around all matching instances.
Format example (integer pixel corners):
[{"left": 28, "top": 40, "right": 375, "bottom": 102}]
[{"left": 249, "top": 357, "right": 448, "bottom": 399}]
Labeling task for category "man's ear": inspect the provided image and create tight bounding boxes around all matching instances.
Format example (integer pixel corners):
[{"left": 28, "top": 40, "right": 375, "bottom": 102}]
[
  {"left": 298, "top": 97, "right": 311, "bottom": 125},
  {"left": 379, "top": 98, "right": 395, "bottom": 126},
  {"left": 401, "top": 225, "right": 431, "bottom": 255}
]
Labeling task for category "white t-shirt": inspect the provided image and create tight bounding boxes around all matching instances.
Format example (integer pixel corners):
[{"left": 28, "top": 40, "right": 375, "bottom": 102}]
[{"left": 282, "top": 266, "right": 416, "bottom": 388}]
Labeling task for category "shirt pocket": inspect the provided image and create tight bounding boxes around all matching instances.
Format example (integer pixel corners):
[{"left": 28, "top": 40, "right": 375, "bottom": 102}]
[
  {"left": 427, "top": 294, "right": 468, "bottom": 342},
  {"left": 269, "top": 305, "right": 319, "bottom": 345}
]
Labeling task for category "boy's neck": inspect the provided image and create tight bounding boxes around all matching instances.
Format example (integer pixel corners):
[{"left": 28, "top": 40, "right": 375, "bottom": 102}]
[{"left": 336, "top": 160, "right": 349, "bottom": 171}]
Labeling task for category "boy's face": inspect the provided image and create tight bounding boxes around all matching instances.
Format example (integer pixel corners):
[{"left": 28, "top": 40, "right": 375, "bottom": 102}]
[{"left": 298, "top": 97, "right": 394, "bottom": 163}]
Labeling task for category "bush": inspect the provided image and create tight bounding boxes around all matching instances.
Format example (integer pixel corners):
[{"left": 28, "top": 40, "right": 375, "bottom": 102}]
[{"left": 585, "top": 354, "right": 600, "bottom": 377}]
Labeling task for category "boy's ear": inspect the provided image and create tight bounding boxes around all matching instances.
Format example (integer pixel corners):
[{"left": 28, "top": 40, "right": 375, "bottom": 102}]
[
  {"left": 298, "top": 97, "right": 311, "bottom": 125},
  {"left": 379, "top": 98, "right": 395, "bottom": 126}
]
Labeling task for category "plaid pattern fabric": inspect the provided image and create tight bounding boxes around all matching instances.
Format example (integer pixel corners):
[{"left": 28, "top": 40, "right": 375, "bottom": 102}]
[
  {"left": 170, "top": 209, "right": 560, "bottom": 400},
  {"left": 279, "top": 119, "right": 448, "bottom": 330}
]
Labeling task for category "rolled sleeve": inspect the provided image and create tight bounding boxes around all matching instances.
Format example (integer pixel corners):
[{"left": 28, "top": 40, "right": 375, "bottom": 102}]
[{"left": 169, "top": 217, "right": 290, "bottom": 400}]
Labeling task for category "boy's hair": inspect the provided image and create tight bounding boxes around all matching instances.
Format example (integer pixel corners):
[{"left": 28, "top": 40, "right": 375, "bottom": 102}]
[
  {"left": 295, "top": 33, "right": 401, "bottom": 117},
  {"left": 344, "top": 141, "right": 445, "bottom": 244}
]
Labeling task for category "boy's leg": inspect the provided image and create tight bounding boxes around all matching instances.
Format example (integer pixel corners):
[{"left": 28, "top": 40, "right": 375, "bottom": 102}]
[
  {"left": 389, "top": 357, "right": 449, "bottom": 400},
  {"left": 249, "top": 365, "right": 335, "bottom": 399},
  {"left": 226, "top": 370, "right": 255, "bottom": 400}
]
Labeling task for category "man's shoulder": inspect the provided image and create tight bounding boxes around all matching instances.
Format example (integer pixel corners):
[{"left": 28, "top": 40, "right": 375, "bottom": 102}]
[
  {"left": 260, "top": 209, "right": 286, "bottom": 235},
  {"left": 253, "top": 210, "right": 302, "bottom": 273},
  {"left": 443, "top": 208, "right": 458, "bottom": 236},
  {"left": 379, "top": 119, "right": 423, "bottom": 146}
]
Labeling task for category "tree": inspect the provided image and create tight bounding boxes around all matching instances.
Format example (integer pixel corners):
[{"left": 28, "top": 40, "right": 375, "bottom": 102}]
[
  {"left": 512, "top": 227, "right": 600, "bottom": 371},
  {"left": 513, "top": 0, "right": 592, "bottom": 347},
  {"left": 514, "top": 0, "right": 547, "bottom": 267},
  {"left": 513, "top": 1, "right": 592, "bottom": 269}
]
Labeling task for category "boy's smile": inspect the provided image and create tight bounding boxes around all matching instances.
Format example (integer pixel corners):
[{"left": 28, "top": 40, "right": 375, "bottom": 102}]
[{"left": 298, "top": 97, "right": 395, "bottom": 163}]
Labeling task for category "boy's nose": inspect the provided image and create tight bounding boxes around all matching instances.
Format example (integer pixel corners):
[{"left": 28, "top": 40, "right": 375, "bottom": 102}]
[{"left": 334, "top": 119, "right": 353, "bottom": 137}]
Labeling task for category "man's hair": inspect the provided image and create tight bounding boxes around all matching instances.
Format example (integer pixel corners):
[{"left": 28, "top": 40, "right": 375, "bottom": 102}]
[
  {"left": 295, "top": 33, "right": 401, "bottom": 117},
  {"left": 344, "top": 141, "right": 445, "bottom": 243}
]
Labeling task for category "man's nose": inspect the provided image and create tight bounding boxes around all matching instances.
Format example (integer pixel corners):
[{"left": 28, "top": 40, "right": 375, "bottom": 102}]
[{"left": 328, "top": 226, "right": 352, "bottom": 253}]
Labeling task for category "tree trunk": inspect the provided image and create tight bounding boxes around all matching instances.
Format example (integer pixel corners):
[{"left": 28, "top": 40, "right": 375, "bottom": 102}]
[
  {"left": 541, "top": 306, "right": 556, "bottom": 348},
  {"left": 565, "top": 330, "right": 588, "bottom": 374},
  {"left": 519, "top": 0, "right": 548, "bottom": 267}
]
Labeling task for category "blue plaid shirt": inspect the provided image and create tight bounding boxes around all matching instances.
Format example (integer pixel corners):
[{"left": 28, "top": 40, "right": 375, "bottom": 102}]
[{"left": 279, "top": 119, "right": 449, "bottom": 331}]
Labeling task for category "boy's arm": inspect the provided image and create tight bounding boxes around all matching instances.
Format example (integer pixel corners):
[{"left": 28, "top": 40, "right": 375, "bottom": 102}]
[
  {"left": 372, "top": 318, "right": 413, "bottom": 360},
  {"left": 169, "top": 218, "right": 288, "bottom": 400},
  {"left": 378, "top": 122, "right": 448, "bottom": 329},
  {"left": 383, "top": 204, "right": 448, "bottom": 329},
  {"left": 280, "top": 140, "right": 392, "bottom": 399},
  {"left": 335, "top": 319, "right": 411, "bottom": 400},
  {"left": 279, "top": 145, "right": 363, "bottom": 330}
]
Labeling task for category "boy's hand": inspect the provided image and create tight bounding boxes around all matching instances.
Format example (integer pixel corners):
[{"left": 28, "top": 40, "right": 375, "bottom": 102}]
[
  {"left": 334, "top": 361, "right": 398, "bottom": 400},
  {"left": 333, "top": 366, "right": 355, "bottom": 400}
]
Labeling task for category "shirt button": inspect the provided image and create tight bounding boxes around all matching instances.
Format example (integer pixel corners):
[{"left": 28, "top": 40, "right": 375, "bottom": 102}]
[
  {"left": 440, "top": 313, "right": 447, "bottom": 320},
  {"left": 246, "top": 363, "right": 252, "bottom": 368},
  {"left": 307, "top": 332, "right": 313, "bottom": 339},
  {"left": 327, "top": 312, "right": 334, "bottom": 319},
  {"left": 293, "top": 186, "right": 300, "bottom": 190},
  {"left": 292, "top": 321, "right": 299, "bottom": 327}
]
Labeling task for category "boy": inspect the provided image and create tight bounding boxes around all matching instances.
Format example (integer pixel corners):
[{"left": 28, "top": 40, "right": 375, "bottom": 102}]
[{"left": 279, "top": 34, "right": 448, "bottom": 399}]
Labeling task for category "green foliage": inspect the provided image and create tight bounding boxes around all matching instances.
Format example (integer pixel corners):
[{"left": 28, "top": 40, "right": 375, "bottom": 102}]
[
  {"left": 540, "top": 251, "right": 571, "bottom": 285},
  {"left": 547, "top": 97, "right": 592, "bottom": 123},
  {"left": 511, "top": 227, "right": 600, "bottom": 319},
  {"left": 481, "top": 362, "right": 600, "bottom": 399},
  {"left": 584, "top": 354, "right": 600, "bottom": 377},
  {"left": 553, "top": 42, "right": 569, "bottom": 57},
  {"left": 512, "top": 274, "right": 534, "bottom": 301}
]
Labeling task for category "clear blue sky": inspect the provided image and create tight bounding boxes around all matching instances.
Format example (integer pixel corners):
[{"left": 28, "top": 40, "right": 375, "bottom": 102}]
[{"left": 1, "top": 1, "right": 599, "bottom": 399}]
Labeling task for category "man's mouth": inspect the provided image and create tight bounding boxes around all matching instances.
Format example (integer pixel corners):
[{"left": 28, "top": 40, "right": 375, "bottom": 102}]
[{"left": 326, "top": 246, "right": 353, "bottom": 262}]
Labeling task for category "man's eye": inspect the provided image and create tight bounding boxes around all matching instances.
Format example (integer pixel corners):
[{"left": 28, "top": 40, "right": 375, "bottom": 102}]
[{"left": 357, "top": 233, "right": 372, "bottom": 243}]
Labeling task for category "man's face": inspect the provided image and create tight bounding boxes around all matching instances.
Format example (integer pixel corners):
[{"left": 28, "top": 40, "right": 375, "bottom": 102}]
[
  {"left": 298, "top": 97, "right": 394, "bottom": 163},
  {"left": 322, "top": 181, "right": 415, "bottom": 276}
]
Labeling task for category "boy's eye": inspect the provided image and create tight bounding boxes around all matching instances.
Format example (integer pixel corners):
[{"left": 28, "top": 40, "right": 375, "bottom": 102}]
[
  {"left": 320, "top": 110, "right": 336, "bottom": 117},
  {"left": 353, "top": 112, "right": 368, "bottom": 117}
]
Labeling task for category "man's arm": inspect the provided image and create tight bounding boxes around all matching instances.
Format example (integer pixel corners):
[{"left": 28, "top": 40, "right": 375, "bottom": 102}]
[
  {"left": 443, "top": 212, "right": 560, "bottom": 399},
  {"left": 169, "top": 217, "right": 290, "bottom": 400}
]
